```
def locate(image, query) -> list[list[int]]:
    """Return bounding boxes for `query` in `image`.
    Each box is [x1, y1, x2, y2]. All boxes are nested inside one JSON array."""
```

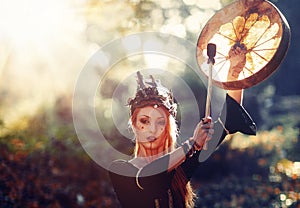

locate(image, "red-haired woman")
[[109, 72, 256, 208]]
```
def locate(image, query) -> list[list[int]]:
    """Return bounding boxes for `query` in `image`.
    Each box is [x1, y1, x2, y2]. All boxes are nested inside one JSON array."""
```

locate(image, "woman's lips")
[[146, 136, 157, 142]]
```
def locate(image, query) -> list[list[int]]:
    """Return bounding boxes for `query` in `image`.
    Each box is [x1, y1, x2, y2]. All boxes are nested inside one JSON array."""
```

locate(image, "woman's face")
[[133, 106, 167, 148]]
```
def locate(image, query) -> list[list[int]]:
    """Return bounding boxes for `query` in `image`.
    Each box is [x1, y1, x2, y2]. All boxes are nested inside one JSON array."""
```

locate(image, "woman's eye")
[[158, 120, 166, 126], [139, 118, 149, 124]]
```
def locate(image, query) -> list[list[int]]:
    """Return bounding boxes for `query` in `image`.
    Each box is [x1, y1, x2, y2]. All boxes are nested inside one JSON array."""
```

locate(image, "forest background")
[[0, 0, 299, 207]]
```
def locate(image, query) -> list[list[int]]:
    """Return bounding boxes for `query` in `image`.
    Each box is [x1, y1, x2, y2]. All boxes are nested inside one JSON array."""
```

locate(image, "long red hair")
[[130, 106, 195, 207]]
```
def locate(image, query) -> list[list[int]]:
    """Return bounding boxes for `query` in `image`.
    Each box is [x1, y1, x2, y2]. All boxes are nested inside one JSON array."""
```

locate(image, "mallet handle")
[[205, 43, 216, 118]]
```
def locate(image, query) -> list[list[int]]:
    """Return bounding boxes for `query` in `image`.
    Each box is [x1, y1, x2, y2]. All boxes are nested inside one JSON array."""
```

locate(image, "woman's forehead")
[[137, 106, 167, 118]]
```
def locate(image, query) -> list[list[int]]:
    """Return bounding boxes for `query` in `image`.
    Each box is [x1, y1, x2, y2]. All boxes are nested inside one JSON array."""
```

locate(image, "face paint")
[[133, 106, 167, 145]]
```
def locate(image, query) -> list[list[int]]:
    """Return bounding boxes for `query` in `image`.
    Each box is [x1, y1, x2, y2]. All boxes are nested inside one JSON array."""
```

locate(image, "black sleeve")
[[180, 93, 257, 179], [180, 150, 202, 180], [216, 94, 256, 145]]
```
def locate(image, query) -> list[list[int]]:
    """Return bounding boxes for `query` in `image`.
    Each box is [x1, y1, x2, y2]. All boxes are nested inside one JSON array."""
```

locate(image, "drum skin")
[[196, 0, 291, 90]]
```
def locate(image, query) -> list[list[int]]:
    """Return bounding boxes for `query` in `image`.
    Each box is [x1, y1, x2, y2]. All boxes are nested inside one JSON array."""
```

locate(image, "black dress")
[[108, 95, 256, 208]]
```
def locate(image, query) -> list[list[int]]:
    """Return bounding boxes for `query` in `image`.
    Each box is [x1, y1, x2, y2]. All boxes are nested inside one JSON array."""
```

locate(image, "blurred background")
[[0, 0, 299, 207]]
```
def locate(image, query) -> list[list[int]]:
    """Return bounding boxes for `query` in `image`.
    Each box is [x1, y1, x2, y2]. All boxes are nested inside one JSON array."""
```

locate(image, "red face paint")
[[133, 106, 167, 147]]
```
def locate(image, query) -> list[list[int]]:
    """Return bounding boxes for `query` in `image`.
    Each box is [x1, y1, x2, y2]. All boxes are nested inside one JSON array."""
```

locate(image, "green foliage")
[[0, 94, 84, 157]]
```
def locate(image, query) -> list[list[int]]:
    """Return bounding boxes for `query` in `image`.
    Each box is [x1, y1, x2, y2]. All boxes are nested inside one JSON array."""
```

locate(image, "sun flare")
[[0, 0, 91, 125]]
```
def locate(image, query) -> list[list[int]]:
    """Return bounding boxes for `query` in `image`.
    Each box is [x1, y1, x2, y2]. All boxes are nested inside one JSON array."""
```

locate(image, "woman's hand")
[[192, 117, 214, 150], [227, 45, 247, 82]]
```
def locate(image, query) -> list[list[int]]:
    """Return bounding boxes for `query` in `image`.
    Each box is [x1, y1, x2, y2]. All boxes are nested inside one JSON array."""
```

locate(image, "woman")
[[108, 71, 256, 208]]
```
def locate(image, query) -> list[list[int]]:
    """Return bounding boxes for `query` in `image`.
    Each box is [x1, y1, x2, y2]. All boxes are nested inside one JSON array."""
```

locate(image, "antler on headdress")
[[136, 71, 146, 90]]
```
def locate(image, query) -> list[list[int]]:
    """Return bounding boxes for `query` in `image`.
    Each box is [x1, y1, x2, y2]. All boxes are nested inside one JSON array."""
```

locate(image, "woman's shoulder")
[[110, 159, 128, 166], [109, 159, 131, 170], [109, 159, 138, 177]]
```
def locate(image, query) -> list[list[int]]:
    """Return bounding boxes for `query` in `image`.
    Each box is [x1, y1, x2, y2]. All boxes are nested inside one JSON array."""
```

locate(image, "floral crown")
[[128, 71, 177, 118]]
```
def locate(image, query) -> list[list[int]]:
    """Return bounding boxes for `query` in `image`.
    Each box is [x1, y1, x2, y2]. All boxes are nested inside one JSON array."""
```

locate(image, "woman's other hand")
[[192, 117, 214, 150]]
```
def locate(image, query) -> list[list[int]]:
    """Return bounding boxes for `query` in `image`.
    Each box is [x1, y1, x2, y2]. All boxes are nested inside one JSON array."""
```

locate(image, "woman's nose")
[[149, 123, 157, 133]]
